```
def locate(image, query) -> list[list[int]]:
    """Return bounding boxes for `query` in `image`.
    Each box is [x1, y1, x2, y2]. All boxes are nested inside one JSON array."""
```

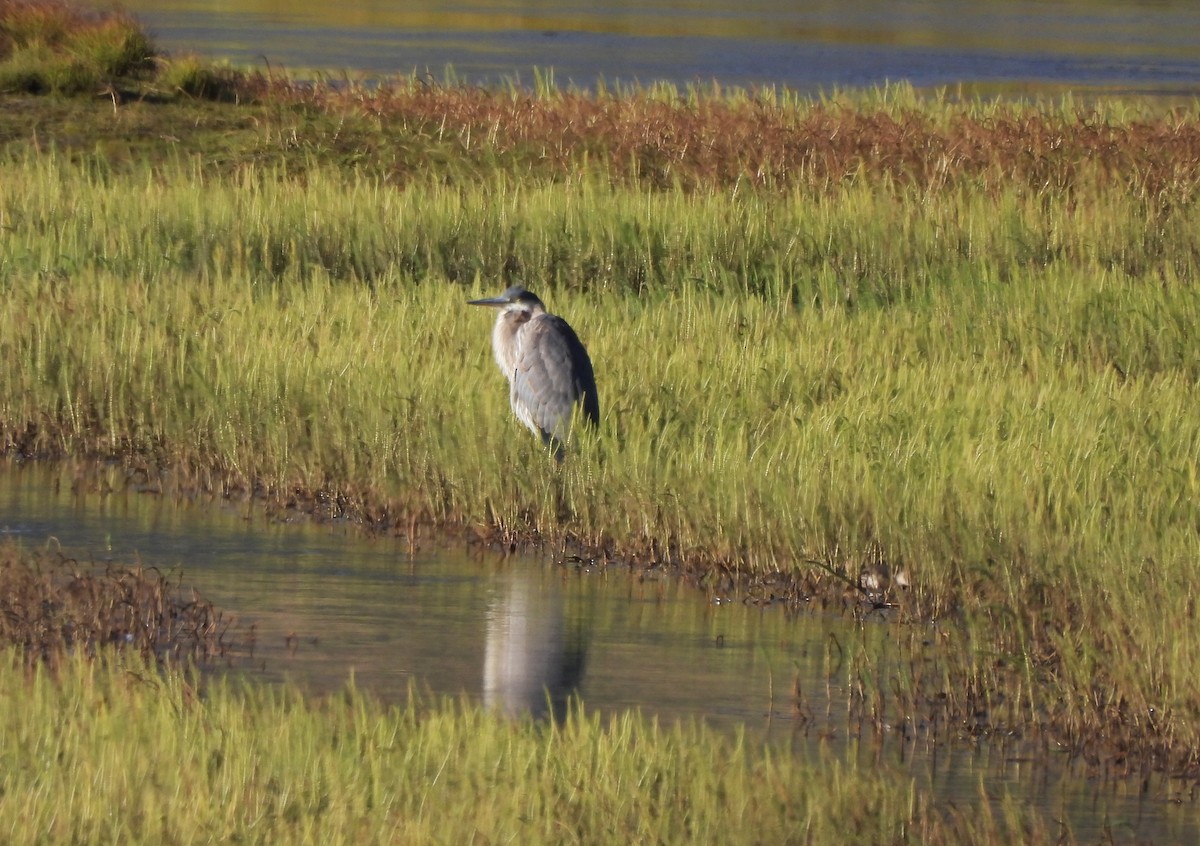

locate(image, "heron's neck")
[[492, 308, 534, 376]]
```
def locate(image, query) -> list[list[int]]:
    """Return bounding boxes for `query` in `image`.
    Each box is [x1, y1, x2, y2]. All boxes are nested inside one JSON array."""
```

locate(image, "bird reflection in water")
[[483, 566, 589, 722]]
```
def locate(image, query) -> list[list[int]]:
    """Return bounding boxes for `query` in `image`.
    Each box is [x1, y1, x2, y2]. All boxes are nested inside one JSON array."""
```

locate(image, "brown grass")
[[3, 0, 1199, 198], [0, 540, 245, 668], [275, 78, 1200, 198]]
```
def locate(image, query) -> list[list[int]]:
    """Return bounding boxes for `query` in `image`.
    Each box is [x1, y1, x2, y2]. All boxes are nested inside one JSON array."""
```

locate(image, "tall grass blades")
[[0, 145, 1198, 770], [0, 0, 152, 94], [2, 0, 1200, 779], [0, 651, 1063, 844]]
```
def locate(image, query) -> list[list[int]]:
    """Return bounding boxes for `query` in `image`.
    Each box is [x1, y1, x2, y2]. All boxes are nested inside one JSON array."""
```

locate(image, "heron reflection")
[[483, 566, 589, 722]]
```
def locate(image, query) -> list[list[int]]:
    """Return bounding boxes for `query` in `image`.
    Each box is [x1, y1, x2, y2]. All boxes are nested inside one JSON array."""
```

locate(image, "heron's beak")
[[467, 295, 509, 307]]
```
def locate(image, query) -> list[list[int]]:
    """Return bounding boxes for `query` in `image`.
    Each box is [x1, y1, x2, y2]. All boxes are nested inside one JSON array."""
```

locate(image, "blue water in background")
[[122, 0, 1200, 97]]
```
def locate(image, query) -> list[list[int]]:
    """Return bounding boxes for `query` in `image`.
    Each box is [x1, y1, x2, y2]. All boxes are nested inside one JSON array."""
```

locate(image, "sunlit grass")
[[2, 0, 1200, 783], [0, 149, 1197, 770], [0, 650, 1060, 844], [0, 0, 152, 94]]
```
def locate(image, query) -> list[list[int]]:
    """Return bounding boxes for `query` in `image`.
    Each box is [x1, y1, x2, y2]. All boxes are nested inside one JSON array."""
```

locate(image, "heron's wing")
[[510, 314, 599, 442]]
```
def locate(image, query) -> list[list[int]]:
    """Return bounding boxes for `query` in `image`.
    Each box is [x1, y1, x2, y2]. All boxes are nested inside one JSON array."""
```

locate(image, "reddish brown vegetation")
[[4, 0, 1199, 198], [274, 78, 1200, 198]]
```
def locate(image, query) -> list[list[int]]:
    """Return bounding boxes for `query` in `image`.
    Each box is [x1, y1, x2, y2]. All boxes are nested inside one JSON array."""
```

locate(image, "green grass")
[[0, 650, 1061, 844], [0, 0, 152, 94], [0, 148, 1197, 773], [2, 0, 1200, 786]]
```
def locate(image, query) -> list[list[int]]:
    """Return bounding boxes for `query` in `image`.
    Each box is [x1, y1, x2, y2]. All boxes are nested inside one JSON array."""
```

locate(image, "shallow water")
[[0, 464, 833, 733], [0, 463, 1196, 841], [121, 0, 1200, 97]]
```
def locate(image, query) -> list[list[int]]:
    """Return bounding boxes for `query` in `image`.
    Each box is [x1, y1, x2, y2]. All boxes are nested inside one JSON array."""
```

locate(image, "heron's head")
[[467, 286, 545, 315]]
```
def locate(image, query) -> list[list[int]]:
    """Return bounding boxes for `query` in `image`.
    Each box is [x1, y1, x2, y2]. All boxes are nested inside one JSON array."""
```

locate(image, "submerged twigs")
[[0, 540, 247, 668]]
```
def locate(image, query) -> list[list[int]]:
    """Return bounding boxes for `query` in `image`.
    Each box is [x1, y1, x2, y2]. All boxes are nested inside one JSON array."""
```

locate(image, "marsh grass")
[[2, 0, 1200, 783], [0, 649, 1064, 844], [0, 150, 1198, 774], [0, 0, 152, 94]]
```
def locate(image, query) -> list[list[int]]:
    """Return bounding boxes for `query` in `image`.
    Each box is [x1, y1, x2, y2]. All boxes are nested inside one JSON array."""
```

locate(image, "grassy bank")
[[2, 0, 1200, 782], [0, 649, 1061, 844]]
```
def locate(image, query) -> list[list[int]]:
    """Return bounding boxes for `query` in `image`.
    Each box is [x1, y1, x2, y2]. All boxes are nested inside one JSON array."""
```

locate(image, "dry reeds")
[[283, 77, 1200, 197], [0, 541, 243, 667]]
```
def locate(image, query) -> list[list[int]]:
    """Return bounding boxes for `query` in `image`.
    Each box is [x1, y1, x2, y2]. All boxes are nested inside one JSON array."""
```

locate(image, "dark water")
[[120, 0, 1200, 97], [0, 463, 1197, 841]]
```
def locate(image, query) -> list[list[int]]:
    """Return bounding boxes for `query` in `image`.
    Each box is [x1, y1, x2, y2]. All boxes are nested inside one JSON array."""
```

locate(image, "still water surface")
[[121, 0, 1200, 97], [0, 464, 831, 730], [0, 463, 1197, 841]]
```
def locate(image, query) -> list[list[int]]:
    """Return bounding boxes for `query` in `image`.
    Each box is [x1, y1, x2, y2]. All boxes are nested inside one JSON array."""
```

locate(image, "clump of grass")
[[0, 540, 246, 667], [0, 650, 1064, 844], [154, 52, 254, 102], [0, 0, 152, 94]]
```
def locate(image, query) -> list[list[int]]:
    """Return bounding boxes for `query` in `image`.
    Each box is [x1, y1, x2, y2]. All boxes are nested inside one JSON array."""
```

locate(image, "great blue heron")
[[468, 286, 599, 453]]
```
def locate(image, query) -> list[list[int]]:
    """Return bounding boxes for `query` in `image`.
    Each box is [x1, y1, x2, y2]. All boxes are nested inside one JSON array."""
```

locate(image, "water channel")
[[120, 0, 1200, 98], [0, 462, 1196, 842]]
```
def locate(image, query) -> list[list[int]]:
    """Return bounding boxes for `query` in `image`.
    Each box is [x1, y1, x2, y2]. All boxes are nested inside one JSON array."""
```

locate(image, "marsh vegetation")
[[2, 0, 1200, 841], [0, 539, 246, 666], [0, 647, 1076, 844]]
